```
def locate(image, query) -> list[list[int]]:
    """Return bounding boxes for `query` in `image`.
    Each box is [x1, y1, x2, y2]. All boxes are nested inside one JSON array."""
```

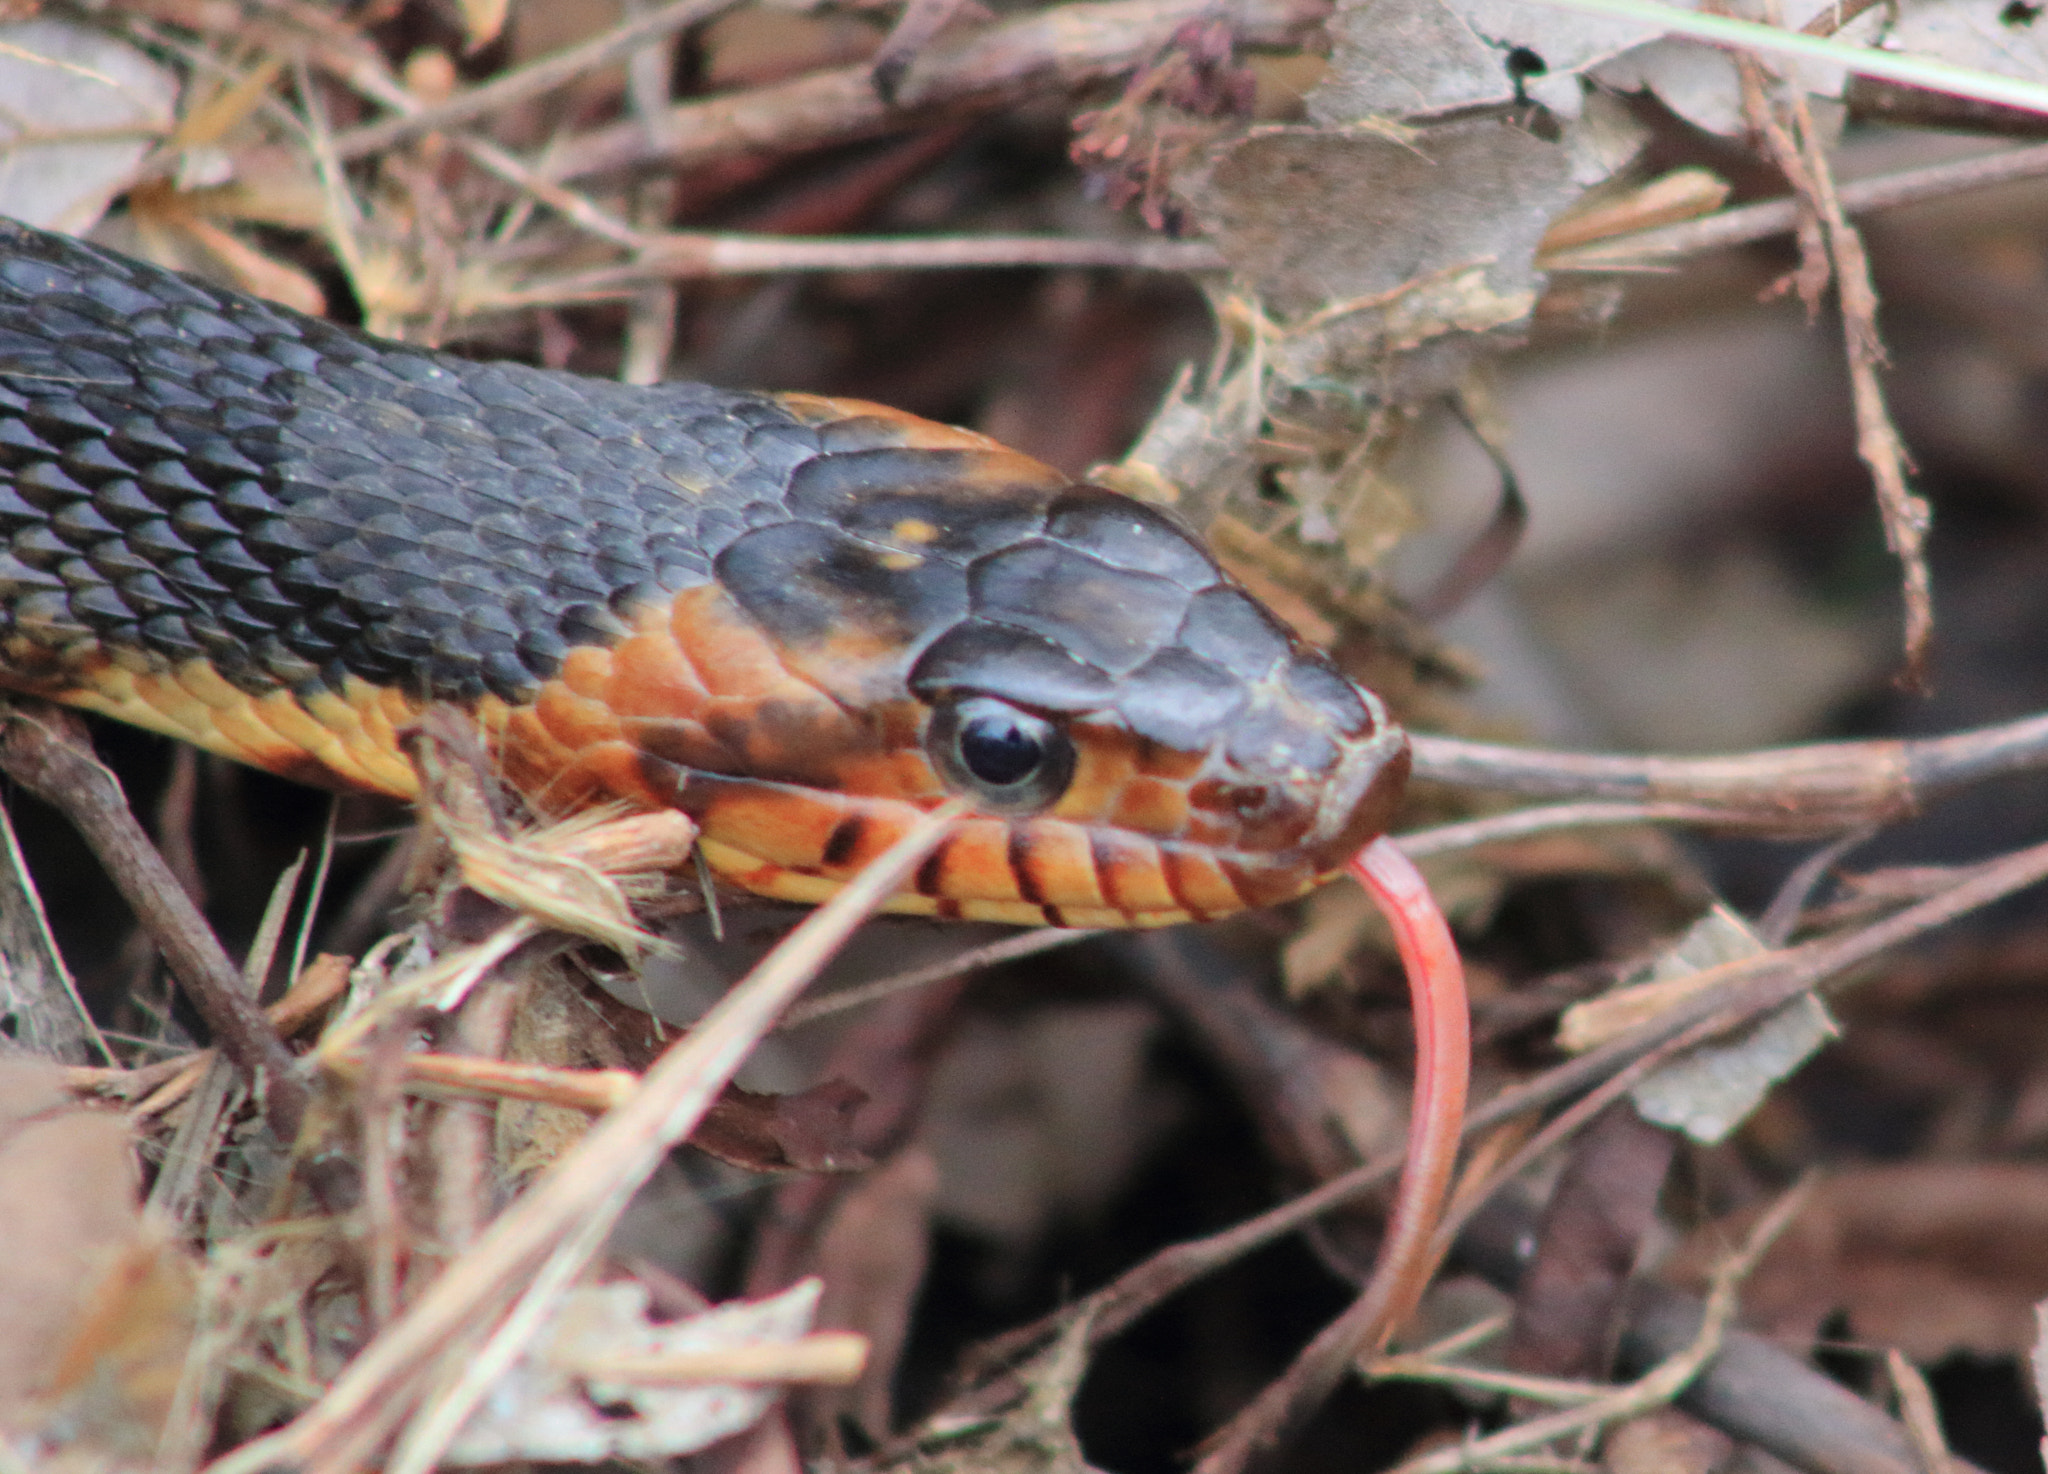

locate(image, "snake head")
[[896, 489, 1413, 923], [644, 453, 1413, 928]]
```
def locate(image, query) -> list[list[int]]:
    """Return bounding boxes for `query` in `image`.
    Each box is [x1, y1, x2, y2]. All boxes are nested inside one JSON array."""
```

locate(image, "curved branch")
[[1408, 710, 2048, 833]]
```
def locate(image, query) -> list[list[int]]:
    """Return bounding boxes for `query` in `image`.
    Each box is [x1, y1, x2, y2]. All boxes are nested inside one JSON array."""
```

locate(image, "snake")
[[0, 216, 1411, 929]]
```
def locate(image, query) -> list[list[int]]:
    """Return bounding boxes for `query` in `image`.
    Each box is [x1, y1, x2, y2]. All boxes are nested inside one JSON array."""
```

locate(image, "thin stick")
[[1542, 140, 2048, 270], [0, 702, 310, 1146], [1396, 801, 1739, 856], [782, 928, 1094, 1028], [1407, 707, 2048, 830], [472, 233, 1225, 308], [540, 0, 1328, 182], [205, 800, 965, 1474], [331, 0, 743, 160], [1191, 837, 1469, 1474]]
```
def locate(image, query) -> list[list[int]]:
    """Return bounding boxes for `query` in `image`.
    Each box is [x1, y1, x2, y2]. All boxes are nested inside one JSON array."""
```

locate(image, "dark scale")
[[0, 217, 1370, 784], [0, 220, 839, 706]]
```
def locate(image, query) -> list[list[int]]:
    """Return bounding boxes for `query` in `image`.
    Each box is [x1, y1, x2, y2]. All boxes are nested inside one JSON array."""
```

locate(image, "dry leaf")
[[1883, 0, 2048, 89], [693, 1081, 874, 1174], [0, 1059, 143, 1411], [1675, 1162, 2048, 1360], [1560, 904, 1837, 1145], [445, 1278, 831, 1464], [0, 18, 176, 233]]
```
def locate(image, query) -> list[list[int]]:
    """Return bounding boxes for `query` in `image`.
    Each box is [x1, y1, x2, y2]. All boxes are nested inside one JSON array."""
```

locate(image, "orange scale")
[[251, 689, 391, 792], [558, 645, 617, 701], [828, 747, 944, 802], [1058, 734, 1140, 825], [534, 682, 630, 754], [815, 801, 923, 876], [921, 818, 1024, 904], [1136, 740, 1207, 782], [1110, 775, 1192, 840], [872, 700, 929, 751], [668, 586, 811, 702], [1183, 810, 1236, 849], [702, 694, 865, 774], [1012, 819, 1107, 909], [607, 625, 712, 721], [199, 694, 326, 778], [618, 714, 734, 774], [1220, 856, 1319, 910], [1161, 847, 1244, 918], [1088, 830, 1178, 916], [559, 739, 670, 810], [375, 682, 416, 729], [695, 783, 852, 871], [496, 707, 577, 794]]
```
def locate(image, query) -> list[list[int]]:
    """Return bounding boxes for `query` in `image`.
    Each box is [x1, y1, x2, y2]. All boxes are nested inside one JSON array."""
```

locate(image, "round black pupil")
[[958, 712, 1045, 787]]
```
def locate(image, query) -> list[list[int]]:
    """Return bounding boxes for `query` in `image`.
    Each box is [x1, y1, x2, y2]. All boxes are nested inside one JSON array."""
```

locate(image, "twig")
[[204, 801, 965, 1474], [782, 927, 1093, 1028], [1383, 1183, 1812, 1473], [1406, 707, 2048, 831], [303, 36, 649, 252], [330, 0, 743, 161], [1540, 140, 2048, 270], [1885, 1349, 1956, 1474], [1189, 838, 1470, 1474], [958, 830, 2048, 1399], [1742, 50, 1932, 682], [1370, 1316, 1609, 1406], [1618, 1278, 1993, 1474], [1396, 801, 1741, 857], [0, 702, 310, 1146], [540, 0, 1330, 182], [472, 233, 1225, 309]]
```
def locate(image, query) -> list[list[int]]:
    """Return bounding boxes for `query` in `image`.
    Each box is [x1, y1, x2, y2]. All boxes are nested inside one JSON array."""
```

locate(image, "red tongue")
[[1346, 835, 1471, 1350]]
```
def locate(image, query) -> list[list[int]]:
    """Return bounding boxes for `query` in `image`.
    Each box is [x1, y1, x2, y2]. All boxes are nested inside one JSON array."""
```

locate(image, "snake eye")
[[927, 696, 1076, 814]]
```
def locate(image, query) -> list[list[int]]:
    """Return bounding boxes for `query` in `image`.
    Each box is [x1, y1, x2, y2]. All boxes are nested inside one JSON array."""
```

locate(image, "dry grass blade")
[[540, 0, 1327, 180], [204, 799, 965, 1474], [1384, 1181, 1812, 1473]]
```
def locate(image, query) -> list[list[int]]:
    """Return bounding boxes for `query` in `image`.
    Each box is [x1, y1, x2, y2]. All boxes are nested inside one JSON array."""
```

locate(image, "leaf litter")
[[9, 0, 2048, 1469]]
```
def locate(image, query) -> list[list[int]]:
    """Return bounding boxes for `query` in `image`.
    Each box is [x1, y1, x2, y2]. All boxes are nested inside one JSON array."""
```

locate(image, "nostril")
[[1190, 778, 1272, 817]]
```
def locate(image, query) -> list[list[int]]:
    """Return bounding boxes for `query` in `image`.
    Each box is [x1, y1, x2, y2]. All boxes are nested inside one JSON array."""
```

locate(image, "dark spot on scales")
[[915, 847, 948, 897], [717, 518, 968, 650], [823, 814, 866, 868], [785, 446, 1059, 560], [1008, 826, 1045, 904]]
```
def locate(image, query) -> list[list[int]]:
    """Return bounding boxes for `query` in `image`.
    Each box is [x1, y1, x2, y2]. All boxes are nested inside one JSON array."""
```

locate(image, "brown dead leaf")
[[1673, 1162, 2048, 1360], [444, 1278, 831, 1464], [1181, 117, 1565, 321], [1311, 0, 1657, 120], [1603, 1408, 1734, 1474], [1176, 114, 1608, 404], [0, 1059, 143, 1410], [1506, 1105, 1676, 1381], [0, 1059, 200, 1466], [694, 1081, 874, 1174], [800, 1146, 941, 1444]]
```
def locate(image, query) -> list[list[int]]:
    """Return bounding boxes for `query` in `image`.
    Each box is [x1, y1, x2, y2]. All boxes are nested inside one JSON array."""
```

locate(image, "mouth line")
[[1304, 693, 1412, 865]]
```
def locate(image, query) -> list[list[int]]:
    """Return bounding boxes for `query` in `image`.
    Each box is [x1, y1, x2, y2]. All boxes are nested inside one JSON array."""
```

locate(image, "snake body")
[[0, 218, 1408, 926]]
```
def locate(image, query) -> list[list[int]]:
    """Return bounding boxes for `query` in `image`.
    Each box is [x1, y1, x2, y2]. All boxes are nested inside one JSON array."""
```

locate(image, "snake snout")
[[1303, 701, 1412, 873]]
